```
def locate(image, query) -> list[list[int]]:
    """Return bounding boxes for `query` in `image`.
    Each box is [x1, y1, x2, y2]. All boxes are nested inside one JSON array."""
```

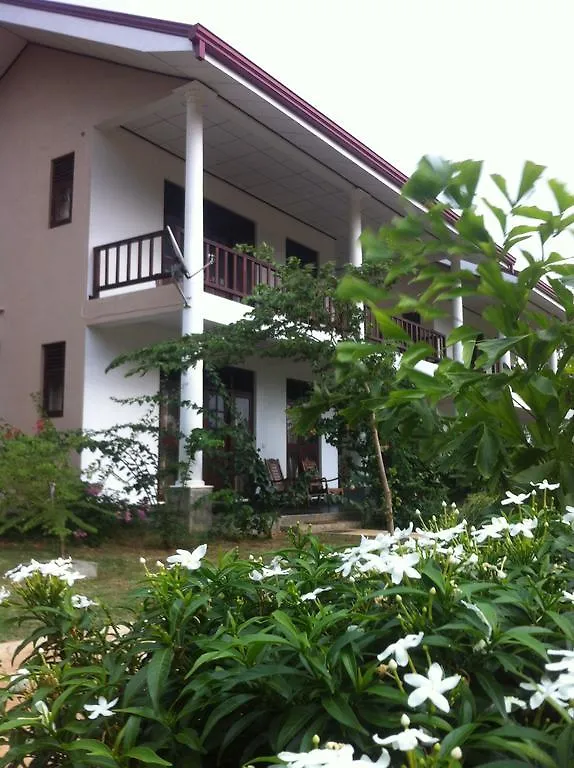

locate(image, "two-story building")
[[0, 1, 562, 502]]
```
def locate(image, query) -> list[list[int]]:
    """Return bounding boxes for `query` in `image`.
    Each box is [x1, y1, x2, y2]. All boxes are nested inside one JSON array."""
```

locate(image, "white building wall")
[[82, 322, 176, 498], [88, 130, 337, 290]]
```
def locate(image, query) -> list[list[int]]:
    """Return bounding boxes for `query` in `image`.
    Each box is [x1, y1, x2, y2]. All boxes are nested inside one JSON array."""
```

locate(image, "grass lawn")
[[0, 531, 358, 642]]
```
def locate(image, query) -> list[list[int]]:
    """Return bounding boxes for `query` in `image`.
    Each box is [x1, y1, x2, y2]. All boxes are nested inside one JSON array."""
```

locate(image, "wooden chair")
[[300, 457, 344, 504], [265, 458, 292, 493]]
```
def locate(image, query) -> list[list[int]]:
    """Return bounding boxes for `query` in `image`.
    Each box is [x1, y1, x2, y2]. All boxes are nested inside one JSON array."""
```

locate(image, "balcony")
[[91, 229, 279, 301], [365, 309, 446, 362], [90, 230, 446, 360]]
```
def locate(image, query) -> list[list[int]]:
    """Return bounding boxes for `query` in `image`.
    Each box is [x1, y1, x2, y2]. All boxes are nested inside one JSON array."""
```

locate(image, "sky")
[[64, 0, 574, 226]]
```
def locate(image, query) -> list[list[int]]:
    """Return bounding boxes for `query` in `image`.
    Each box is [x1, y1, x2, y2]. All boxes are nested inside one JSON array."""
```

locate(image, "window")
[[285, 239, 318, 273], [50, 153, 74, 227], [42, 342, 66, 417]]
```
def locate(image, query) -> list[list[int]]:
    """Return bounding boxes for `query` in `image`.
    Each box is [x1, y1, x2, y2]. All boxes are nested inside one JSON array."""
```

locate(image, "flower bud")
[[400, 713, 410, 728], [388, 659, 398, 671], [139, 557, 146, 564], [450, 746, 463, 759], [429, 587, 436, 595], [312, 734, 320, 747], [396, 595, 402, 603]]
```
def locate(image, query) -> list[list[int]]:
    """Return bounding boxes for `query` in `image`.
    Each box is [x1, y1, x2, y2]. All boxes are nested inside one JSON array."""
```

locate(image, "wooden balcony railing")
[[365, 309, 446, 361], [91, 229, 279, 300], [90, 230, 443, 361], [204, 239, 279, 300]]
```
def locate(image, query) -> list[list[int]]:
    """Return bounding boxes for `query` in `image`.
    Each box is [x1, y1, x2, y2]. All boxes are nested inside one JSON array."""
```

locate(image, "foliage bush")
[[0, 418, 101, 554], [2, 485, 574, 766]]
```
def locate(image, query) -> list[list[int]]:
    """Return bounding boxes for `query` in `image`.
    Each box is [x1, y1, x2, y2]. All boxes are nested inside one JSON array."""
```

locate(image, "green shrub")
[[1, 485, 574, 766], [0, 419, 97, 555]]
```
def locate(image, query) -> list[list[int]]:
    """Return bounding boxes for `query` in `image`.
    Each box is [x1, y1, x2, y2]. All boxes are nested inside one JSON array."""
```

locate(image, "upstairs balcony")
[[91, 228, 279, 302], [90, 229, 446, 360]]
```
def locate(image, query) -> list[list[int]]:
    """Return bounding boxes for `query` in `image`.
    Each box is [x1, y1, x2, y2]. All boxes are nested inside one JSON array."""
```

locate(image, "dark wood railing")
[[91, 229, 279, 300], [365, 309, 446, 361], [91, 230, 167, 297], [90, 231, 444, 361], [204, 239, 279, 301]]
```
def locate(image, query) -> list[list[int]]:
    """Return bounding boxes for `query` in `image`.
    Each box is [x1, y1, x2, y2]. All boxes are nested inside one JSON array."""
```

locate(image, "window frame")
[[49, 153, 75, 228], [42, 342, 66, 418]]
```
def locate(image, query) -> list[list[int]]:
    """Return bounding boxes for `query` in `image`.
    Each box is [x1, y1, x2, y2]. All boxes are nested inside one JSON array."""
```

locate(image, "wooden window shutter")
[[50, 153, 75, 228], [42, 342, 66, 417]]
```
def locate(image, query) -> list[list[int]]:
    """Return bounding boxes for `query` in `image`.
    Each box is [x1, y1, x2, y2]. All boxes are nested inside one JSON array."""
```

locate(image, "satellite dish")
[[165, 226, 191, 279]]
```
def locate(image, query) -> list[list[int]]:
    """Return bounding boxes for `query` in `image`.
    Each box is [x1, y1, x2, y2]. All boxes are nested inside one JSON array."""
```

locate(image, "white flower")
[[300, 587, 331, 602], [250, 559, 291, 581], [472, 516, 509, 543], [504, 695, 527, 713], [0, 585, 10, 603], [377, 633, 424, 667], [562, 591, 574, 603], [83, 695, 119, 719], [278, 743, 390, 768], [166, 544, 207, 570], [71, 594, 98, 609], [530, 479, 560, 491], [404, 662, 461, 713], [546, 649, 574, 673], [35, 700, 55, 732], [519, 677, 570, 709], [361, 552, 421, 585], [501, 491, 532, 506], [508, 518, 538, 538], [562, 507, 574, 527], [374, 727, 438, 751], [461, 600, 492, 640], [9, 668, 30, 693]]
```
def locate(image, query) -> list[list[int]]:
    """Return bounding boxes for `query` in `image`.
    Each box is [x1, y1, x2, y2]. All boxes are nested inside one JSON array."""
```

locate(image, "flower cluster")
[[5, 557, 86, 586], [519, 648, 574, 713]]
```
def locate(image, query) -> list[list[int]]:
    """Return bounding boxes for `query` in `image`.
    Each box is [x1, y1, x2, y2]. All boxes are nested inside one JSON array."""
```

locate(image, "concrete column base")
[[167, 485, 214, 533]]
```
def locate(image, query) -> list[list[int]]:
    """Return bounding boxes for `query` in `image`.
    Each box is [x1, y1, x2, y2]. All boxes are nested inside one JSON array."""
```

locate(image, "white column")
[[550, 349, 558, 373], [350, 189, 366, 339], [179, 83, 206, 486], [499, 333, 511, 369], [350, 188, 363, 268], [451, 256, 464, 362]]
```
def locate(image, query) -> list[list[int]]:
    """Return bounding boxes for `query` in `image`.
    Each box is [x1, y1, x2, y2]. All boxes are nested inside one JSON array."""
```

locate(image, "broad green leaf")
[[202, 693, 257, 740], [476, 425, 499, 479], [516, 161, 546, 202], [321, 695, 367, 733], [513, 205, 553, 222], [123, 747, 172, 766], [147, 647, 173, 712], [548, 178, 574, 213], [438, 723, 478, 757]]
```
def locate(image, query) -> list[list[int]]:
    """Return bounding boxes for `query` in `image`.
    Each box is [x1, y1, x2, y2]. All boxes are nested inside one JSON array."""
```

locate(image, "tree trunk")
[[369, 411, 394, 534]]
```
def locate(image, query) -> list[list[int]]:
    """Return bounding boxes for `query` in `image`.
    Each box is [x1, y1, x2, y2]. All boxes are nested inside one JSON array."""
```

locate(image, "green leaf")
[[476, 426, 499, 479], [202, 693, 257, 740], [513, 205, 553, 221], [321, 695, 367, 733], [275, 704, 319, 750], [516, 161, 546, 202], [438, 723, 477, 757], [368, 307, 410, 342], [548, 178, 574, 213], [147, 647, 173, 712], [123, 747, 172, 766], [498, 626, 550, 660], [474, 670, 507, 717], [491, 173, 511, 202]]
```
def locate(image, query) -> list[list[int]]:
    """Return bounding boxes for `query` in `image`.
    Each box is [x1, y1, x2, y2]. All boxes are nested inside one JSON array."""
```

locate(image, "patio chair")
[[265, 458, 293, 494], [300, 457, 344, 505]]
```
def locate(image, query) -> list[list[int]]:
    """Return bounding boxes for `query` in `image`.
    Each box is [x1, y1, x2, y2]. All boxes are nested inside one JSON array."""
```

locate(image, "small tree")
[[0, 417, 95, 555], [337, 157, 574, 501], [109, 257, 416, 530]]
